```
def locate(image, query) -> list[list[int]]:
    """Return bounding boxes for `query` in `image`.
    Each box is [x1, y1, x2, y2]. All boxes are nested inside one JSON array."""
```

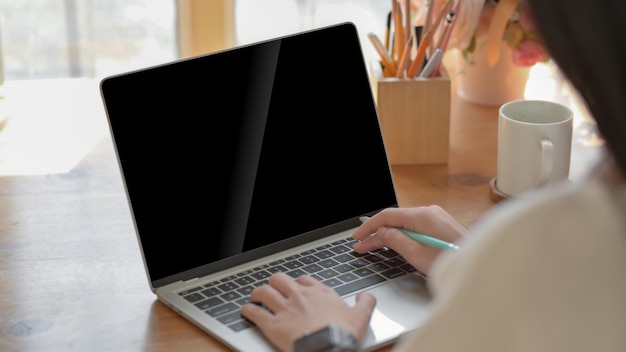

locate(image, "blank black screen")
[[100, 22, 397, 284]]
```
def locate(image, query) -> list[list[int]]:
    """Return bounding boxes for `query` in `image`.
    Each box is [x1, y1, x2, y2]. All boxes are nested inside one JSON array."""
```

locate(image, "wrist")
[[293, 323, 360, 352]]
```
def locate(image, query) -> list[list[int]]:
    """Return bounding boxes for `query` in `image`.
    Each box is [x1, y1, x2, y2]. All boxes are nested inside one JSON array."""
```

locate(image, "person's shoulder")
[[431, 179, 626, 286], [471, 179, 624, 249]]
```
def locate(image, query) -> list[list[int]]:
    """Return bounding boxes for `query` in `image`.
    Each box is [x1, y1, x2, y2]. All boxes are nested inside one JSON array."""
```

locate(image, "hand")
[[240, 272, 376, 352], [352, 206, 468, 274]]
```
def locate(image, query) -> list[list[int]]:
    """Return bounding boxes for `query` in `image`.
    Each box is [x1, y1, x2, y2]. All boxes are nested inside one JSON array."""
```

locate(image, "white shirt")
[[394, 177, 626, 351]]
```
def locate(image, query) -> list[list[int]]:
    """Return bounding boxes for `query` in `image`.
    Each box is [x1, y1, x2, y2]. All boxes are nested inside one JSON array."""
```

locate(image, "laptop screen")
[[100, 22, 397, 285]]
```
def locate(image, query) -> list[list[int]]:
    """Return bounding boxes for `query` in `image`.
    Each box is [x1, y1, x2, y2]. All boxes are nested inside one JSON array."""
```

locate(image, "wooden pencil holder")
[[370, 65, 451, 165]]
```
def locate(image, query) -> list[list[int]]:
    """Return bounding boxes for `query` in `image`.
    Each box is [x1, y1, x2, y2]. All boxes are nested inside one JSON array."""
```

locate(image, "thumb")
[[350, 292, 377, 340]]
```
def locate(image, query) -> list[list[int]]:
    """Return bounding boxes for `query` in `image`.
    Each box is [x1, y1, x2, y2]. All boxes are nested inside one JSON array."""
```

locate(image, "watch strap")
[[293, 323, 360, 352]]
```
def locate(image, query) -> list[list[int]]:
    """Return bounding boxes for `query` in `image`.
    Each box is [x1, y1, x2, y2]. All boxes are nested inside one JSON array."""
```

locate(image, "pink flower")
[[511, 40, 547, 66]]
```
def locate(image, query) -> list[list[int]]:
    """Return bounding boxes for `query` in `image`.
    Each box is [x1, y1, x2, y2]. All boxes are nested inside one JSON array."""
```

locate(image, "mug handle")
[[536, 139, 554, 187]]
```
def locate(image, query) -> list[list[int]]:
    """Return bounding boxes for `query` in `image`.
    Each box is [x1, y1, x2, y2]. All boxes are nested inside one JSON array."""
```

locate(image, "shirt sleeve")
[[391, 181, 626, 351]]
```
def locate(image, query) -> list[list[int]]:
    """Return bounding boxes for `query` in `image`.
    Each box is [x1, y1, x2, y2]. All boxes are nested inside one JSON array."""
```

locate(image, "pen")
[[434, 9, 456, 53], [429, 0, 454, 55], [419, 48, 443, 78], [359, 216, 460, 251], [432, 8, 457, 77]]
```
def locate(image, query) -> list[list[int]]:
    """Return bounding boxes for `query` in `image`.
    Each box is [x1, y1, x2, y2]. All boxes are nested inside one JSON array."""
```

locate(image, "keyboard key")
[[182, 293, 204, 303], [381, 268, 406, 279], [321, 277, 343, 288], [207, 302, 239, 317], [363, 254, 384, 263], [284, 260, 304, 269], [228, 320, 253, 332], [234, 276, 256, 286], [217, 282, 239, 292], [178, 286, 202, 296], [317, 268, 339, 279], [250, 271, 271, 280], [334, 254, 354, 263], [376, 248, 399, 258], [353, 268, 374, 277], [384, 258, 406, 267], [368, 262, 390, 272], [286, 268, 307, 278], [302, 263, 324, 273], [314, 250, 335, 259], [334, 274, 386, 296], [299, 255, 320, 264], [337, 272, 359, 283], [253, 279, 269, 287], [334, 263, 353, 273], [237, 286, 254, 296], [195, 297, 225, 310], [220, 291, 242, 301], [318, 258, 339, 268], [217, 311, 243, 325], [348, 259, 369, 268], [201, 287, 221, 297], [329, 245, 351, 254], [235, 296, 250, 306], [267, 265, 287, 273]]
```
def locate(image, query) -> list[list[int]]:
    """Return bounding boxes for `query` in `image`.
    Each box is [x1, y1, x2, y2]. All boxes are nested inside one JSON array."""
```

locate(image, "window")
[[0, 0, 177, 81], [235, 0, 391, 65]]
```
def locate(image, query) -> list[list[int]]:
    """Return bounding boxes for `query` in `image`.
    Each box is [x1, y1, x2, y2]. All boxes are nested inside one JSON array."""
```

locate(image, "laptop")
[[100, 22, 432, 351]]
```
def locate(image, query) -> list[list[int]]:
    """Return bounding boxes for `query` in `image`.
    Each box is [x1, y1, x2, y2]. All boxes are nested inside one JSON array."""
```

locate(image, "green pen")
[[359, 216, 460, 251]]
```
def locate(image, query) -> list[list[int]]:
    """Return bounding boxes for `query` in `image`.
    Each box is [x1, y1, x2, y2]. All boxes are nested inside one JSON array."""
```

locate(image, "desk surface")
[[0, 63, 602, 351]]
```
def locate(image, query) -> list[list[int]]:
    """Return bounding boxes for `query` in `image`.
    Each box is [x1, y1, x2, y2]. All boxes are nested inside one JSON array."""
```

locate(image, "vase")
[[454, 40, 531, 106]]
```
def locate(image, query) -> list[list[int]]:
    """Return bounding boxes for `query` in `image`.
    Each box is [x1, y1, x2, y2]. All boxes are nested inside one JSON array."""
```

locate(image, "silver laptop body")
[[100, 22, 432, 352]]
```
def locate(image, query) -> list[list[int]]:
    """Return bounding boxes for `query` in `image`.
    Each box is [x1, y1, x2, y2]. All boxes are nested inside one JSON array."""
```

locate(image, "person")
[[240, 0, 626, 350]]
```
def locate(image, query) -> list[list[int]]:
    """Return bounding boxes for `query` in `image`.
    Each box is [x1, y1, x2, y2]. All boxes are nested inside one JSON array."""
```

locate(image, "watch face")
[[294, 325, 334, 351], [293, 324, 359, 352]]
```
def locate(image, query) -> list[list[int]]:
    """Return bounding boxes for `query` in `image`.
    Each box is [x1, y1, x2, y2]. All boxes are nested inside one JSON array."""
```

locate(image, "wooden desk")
[[0, 67, 601, 351]]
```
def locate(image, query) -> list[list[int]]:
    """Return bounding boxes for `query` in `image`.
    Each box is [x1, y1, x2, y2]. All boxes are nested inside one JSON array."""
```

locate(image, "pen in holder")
[[370, 62, 451, 165]]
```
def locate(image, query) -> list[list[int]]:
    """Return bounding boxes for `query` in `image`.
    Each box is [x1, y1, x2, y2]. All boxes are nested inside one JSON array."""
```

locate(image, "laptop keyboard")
[[177, 235, 417, 332]]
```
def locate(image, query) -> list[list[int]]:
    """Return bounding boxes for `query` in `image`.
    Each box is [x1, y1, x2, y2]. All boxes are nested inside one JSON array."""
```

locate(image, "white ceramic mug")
[[496, 99, 573, 197]]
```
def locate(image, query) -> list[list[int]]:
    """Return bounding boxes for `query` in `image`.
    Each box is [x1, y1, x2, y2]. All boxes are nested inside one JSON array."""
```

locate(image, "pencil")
[[396, 33, 414, 78], [422, 0, 434, 44], [392, 0, 405, 62], [407, 29, 432, 78], [367, 32, 397, 77], [359, 216, 460, 251]]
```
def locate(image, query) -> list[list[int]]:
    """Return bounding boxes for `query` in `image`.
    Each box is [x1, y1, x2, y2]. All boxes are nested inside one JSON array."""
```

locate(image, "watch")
[[293, 323, 360, 352]]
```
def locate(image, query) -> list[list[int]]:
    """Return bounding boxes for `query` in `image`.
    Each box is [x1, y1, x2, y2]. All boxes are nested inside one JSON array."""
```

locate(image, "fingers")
[[248, 272, 296, 313], [354, 292, 376, 317], [240, 300, 272, 325], [353, 225, 416, 253]]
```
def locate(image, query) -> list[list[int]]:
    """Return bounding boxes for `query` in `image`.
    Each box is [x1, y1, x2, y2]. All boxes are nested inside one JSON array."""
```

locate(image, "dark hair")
[[526, 0, 626, 174]]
